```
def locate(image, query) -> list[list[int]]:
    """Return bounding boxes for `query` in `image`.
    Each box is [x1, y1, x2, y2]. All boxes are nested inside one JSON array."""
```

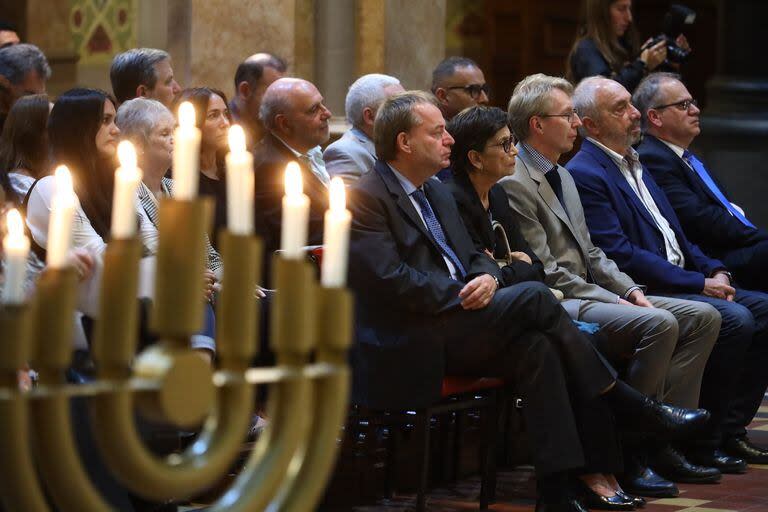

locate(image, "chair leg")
[[416, 411, 432, 512], [479, 394, 499, 509], [452, 410, 464, 482], [385, 420, 400, 499]]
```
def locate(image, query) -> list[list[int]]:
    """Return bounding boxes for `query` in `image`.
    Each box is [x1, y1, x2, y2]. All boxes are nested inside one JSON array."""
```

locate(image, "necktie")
[[300, 152, 331, 188], [683, 150, 755, 228], [545, 166, 569, 218], [410, 188, 467, 279]]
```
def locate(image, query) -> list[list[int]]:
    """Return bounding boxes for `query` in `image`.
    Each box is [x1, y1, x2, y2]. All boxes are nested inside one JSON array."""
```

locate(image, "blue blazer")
[[637, 135, 768, 259], [566, 139, 724, 295]]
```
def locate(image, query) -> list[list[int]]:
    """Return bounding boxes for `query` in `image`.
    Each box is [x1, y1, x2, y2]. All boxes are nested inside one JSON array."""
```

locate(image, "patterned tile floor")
[[343, 403, 768, 512]]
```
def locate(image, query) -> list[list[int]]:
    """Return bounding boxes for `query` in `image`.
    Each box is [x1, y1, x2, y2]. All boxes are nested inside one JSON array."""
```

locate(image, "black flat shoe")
[[616, 490, 645, 508], [581, 486, 635, 511], [687, 449, 748, 474], [535, 498, 589, 512], [621, 466, 679, 498], [651, 445, 722, 483], [724, 435, 768, 464]]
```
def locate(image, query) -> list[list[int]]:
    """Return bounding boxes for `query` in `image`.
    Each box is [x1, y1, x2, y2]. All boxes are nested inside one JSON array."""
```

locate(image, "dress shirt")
[[388, 164, 459, 280], [274, 135, 331, 187], [588, 138, 686, 268]]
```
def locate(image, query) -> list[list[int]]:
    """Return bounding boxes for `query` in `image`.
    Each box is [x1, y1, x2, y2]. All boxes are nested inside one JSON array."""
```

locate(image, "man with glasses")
[[431, 56, 490, 121], [503, 74, 721, 498], [635, 73, 768, 295], [568, 75, 768, 473]]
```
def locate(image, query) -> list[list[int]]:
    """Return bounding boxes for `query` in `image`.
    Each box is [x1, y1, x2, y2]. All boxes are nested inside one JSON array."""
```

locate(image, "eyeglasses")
[[487, 135, 517, 153], [446, 83, 491, 100], [538, 109, 579, 123], [651, 98, 698, 111]]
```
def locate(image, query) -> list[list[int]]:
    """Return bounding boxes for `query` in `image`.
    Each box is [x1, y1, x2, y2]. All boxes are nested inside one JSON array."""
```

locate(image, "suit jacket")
[[500, 144, 636, 304], [348, 160, 501, 409], [637, 135, 768, 260], [323, 127, 377, 185], [444, 171, 545, 286], [252, 132, 329, 282], [567, 139, 724, 294]]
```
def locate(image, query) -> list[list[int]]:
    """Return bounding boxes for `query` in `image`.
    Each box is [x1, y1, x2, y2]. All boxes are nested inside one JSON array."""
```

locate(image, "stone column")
[[693, 0, 768, 227]]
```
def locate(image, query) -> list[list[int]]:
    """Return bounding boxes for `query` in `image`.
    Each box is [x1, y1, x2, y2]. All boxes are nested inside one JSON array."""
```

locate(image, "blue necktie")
[[411, 188, 467, 279], [683, 150, 755, 229]]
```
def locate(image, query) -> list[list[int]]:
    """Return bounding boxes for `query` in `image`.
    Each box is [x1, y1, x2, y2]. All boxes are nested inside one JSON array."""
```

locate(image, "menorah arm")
[[0, 394, 51, 511], [89, 376, 252, 501]]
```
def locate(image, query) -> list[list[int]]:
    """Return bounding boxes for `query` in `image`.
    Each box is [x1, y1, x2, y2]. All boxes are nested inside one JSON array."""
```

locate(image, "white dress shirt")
[[274, 135, 331, 188], [588, 138, 686, 268]]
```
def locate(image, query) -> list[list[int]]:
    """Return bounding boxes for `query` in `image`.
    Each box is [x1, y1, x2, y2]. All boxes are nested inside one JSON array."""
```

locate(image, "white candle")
[[225, 125, 254, 235], [172, 101, 201, 200], [280, 162, 309, 259], [2, 209, 30, 304], [46, 165, 76, 269], [111, 141, 143, 239], [321, 177, 352, 287]]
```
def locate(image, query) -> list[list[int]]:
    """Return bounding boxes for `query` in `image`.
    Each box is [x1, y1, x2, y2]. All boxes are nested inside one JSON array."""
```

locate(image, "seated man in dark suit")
[[349, 90, 708, 512], [567, 76, 768, 472], [253, 77, 332, 282], [633, 73, 768, 293]]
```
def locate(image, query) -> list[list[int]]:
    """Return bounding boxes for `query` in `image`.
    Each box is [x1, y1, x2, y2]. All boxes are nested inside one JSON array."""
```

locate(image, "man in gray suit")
[[502, 73, 721, 498], [323, 73, 403, 185]]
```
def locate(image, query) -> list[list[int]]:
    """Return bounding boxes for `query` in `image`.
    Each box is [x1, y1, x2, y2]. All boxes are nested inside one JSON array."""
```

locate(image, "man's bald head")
[[260, 77, 332, 152]]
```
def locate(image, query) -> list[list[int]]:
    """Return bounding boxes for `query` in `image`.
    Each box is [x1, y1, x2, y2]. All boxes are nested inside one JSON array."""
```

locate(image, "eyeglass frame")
[[650, 98, 698, 111], [485, 135, 517, 154], [445, 83, 491, 100], [537, 108, 580, 123]]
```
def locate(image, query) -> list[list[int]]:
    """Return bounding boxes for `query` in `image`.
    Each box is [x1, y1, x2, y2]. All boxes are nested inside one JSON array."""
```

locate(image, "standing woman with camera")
[[566, 0, 674, 93]]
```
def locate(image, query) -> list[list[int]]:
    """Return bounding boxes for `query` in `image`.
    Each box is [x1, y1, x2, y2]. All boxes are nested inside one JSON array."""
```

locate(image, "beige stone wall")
[[187, 0, 297, 98]]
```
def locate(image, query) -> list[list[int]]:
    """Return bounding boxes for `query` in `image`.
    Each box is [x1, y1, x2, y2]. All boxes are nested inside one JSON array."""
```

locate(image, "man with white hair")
[[323, 73, 404, 184], [253, 77, 332, 280], [0, 43, 49, 131]]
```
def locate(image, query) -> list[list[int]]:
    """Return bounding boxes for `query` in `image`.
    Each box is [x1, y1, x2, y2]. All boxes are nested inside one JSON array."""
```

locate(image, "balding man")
[[110, 48, 181, 108], [230, 52, 287, 148], [323, 73, 404, 185], [253, 77, 332, 280], [431, 56, 490, 121], [568, 75, 768, 470]]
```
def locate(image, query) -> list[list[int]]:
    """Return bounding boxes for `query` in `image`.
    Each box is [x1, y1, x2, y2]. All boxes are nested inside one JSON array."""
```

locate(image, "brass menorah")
[[0, 196, 352, 511]]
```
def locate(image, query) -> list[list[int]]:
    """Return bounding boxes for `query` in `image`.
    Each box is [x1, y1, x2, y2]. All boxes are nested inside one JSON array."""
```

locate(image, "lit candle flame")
[[117, 140, 138, 172], [6, 208, 23, 238], [329, 177, 346, 212], [54, 165, 75, 207], [285, 162, 303, 197], [178, 101, 196, 129], [228, 125, 246, 154]]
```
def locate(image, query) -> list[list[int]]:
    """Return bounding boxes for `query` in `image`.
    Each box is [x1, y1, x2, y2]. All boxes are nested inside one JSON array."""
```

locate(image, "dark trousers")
[[665, 288, 768, 444], [442, 281, 620, 476], [721, 240, 768, 293]]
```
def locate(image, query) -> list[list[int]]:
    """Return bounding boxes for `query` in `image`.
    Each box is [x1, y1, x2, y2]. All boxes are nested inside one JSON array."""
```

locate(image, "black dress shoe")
[[581, 486, 635, 511], [651, 445, 721, 483], [687, 449, 748, 474], [724, 435, 768, 464], [535, 498, 589, 512], [621, 466, 679, 498], [628, 397, 709, 437], [616, 491, 645, 508]]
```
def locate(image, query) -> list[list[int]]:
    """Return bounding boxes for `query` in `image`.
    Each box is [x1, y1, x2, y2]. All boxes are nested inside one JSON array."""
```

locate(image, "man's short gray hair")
[[116, 97, 175, 148], [632, 72, 681, 131], [0, 43, 51, 84], [110, 48, 170, 104], [374, 90, 439, 162], [259, 84, 293, 132], [507, 73, 573, 141], [345, 73, 401, 128], [571, 76, 608, 137]]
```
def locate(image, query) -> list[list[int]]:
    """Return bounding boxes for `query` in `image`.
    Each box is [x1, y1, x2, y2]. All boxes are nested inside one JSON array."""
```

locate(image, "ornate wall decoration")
[[70, 0, 137, 64]]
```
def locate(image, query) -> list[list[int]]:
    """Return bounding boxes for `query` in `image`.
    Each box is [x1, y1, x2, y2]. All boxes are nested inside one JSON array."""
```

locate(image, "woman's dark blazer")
[[445, 171, 545, 287], [569, 38, 646, 93]]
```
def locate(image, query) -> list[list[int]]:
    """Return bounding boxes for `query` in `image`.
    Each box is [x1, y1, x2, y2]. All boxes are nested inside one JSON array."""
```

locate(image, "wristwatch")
[[715, 270, 733, 284]]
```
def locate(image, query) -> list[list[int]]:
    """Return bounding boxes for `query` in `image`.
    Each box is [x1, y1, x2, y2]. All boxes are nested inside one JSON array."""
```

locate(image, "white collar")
[[657, 138, 687, 159]]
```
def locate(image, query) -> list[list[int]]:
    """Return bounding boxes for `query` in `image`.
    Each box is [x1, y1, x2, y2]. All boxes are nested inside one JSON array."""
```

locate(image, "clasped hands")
[[459, 273, 498, 310]]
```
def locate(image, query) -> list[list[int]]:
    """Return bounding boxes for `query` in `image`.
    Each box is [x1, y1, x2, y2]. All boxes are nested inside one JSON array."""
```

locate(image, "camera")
[[646, 3, 696, 64]]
